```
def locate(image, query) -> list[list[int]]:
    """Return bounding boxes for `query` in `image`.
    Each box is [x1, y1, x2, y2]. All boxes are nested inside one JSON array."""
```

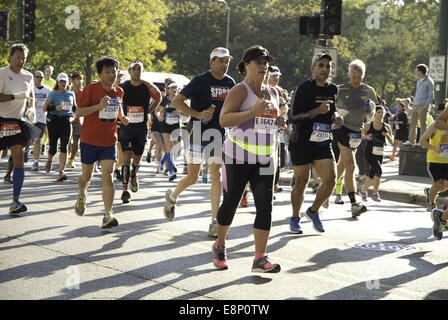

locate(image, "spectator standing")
[[409, 64, 434, 144]]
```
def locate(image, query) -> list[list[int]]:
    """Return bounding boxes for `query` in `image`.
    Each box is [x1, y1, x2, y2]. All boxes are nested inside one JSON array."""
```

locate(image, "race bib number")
[[35, 92, 47, 103], [254, 107, 278, 134], [99, 97, 119, 121], [372, 146, 384, 156], [61, 101, 73, 111], [348, 132, 362, 149], [309, 122, 330, 143], [127, 106, 144, 123], [0, 123, 21, 138], [165, 112, 179, 125], [440, 144, 448, 158]]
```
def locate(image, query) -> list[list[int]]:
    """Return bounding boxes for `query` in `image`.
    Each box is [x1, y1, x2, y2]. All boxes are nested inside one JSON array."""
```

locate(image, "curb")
[[378, 189, 448, 207], [278, 176, 448, 208]]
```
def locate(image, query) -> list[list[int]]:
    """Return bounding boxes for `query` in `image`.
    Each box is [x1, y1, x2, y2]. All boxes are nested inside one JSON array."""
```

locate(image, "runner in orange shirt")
[[74, 56, 129, 228]]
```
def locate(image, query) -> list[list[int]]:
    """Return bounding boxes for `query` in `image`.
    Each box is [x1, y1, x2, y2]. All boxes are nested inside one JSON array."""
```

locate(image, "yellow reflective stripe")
[[228, 134, 272, 156]]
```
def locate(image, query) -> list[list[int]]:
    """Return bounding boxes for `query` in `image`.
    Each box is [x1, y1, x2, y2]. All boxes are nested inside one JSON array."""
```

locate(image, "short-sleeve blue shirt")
[[47, 90, 76, 117]]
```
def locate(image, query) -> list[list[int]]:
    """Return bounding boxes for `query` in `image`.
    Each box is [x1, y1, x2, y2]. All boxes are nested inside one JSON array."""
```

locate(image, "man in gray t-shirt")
[[336, 82, 377, 132], [333, 59, 378, 218]]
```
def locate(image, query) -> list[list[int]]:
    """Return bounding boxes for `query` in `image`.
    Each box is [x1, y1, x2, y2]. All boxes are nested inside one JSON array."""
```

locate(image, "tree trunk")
[[85, 54, 94, 85]]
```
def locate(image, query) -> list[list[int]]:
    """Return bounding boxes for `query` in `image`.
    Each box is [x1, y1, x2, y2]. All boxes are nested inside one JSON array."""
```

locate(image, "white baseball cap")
[[269, 66, 282, 76], [210, 47, 232, 60], [129, 59, 144, 70], [56, 73, 69, 82], [167, 81, 178, 89]]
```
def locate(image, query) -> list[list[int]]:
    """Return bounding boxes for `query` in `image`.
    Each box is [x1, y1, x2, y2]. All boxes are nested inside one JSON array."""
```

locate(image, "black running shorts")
[[428, 162, 448, 182], [288, 140, 335, 166], [118, 125, 148, 155]]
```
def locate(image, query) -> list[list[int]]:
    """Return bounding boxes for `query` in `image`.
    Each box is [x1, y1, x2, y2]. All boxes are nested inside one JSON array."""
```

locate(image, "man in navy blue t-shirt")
[[163, 47, 235, 238]]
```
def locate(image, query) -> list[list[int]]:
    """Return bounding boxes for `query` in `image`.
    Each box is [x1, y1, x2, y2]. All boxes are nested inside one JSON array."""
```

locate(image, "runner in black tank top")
[[360, 106, 393, 202]]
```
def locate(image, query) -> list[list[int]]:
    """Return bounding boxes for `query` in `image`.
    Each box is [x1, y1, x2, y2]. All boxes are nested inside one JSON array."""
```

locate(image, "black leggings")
[[218, 161, 275, 231], [365, 150, 383, 179], [47, 118, 72, 155]]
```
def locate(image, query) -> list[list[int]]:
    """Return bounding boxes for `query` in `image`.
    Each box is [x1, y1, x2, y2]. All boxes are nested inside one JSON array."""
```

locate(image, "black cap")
[[243, 48, 274, 64]]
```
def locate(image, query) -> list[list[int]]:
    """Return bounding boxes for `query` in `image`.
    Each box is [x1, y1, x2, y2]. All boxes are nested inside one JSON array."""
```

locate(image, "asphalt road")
[[1, 155, 448, 303]]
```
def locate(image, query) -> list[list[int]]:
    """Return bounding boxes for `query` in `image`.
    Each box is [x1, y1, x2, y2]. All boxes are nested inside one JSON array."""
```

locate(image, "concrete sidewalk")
[[278, 154, 448, 208]]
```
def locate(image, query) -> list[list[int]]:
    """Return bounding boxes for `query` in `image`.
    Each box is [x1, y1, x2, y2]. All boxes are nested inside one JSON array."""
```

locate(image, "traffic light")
[[0, 10, 9, 41], [323, 0, 342, 36], [24, 0, 36, 42], [299, 14, 320, 37]]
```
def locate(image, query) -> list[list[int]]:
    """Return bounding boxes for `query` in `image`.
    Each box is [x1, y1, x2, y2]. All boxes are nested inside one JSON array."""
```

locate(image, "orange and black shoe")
[[240, 192, 248, 207]]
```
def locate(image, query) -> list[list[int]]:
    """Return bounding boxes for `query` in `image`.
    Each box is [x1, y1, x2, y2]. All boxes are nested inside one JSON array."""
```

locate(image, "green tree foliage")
[[0, 0, 172, 83], [158, 1, 229, 78], [161, 0, 441, 104], [0, 0, 442, 105]]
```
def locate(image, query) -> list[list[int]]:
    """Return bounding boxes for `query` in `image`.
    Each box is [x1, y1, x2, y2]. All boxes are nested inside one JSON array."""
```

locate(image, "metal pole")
[[226, 6, 230, 49], [436, 0, 448, 105], [214, 0, 230, 49], [318, 0, 326, 46], [16, 0, 22, 42]]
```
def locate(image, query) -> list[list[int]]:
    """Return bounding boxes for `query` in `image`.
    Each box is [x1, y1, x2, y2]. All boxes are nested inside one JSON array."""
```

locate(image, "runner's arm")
[[148, 96, 162, 114], [118, 104, 129, 125], [146, 81, 162, 114], [419, 124, 438, 151], [172, 93, 212, 121], [289, 86, 330, 121], [43, 99, 56, 112], [384, 123, 393, 145], [220, 84, 267, 128], [434, 107, 448, 130], [289, 87, 311, 122], [27, 86, 35, 110], [75, 96, 108, 117], [71, 92, 77, 113], [361, 123, 371, 140]]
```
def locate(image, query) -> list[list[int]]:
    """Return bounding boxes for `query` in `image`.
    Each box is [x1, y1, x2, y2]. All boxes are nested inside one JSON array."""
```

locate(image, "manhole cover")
[[346, 242, 417, 252]]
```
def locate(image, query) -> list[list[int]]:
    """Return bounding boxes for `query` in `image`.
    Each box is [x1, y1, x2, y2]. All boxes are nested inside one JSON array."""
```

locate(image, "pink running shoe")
[[212, 242, 228, 270], [252, 255, 281, 273]]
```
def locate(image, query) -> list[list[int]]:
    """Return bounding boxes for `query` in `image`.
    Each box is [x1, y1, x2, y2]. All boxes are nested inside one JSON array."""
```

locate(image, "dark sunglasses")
[[35, 76, 43, 79]]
